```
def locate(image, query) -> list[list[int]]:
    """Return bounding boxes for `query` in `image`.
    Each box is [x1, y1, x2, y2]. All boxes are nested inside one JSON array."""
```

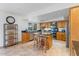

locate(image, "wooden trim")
[[70, 6, 79, 10]]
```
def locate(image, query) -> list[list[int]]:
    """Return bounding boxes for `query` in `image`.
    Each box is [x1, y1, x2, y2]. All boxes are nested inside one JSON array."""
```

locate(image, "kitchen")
[[21, 19, 68, 52], [0, 3, 79, 56], [21, 8, 68, 50]]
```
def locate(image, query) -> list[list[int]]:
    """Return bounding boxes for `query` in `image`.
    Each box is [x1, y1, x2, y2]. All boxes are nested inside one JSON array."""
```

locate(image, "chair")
[[33, 33, 40, 49]]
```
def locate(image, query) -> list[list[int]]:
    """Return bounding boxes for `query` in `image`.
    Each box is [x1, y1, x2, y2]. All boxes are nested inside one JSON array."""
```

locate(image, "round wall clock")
[[6, 16, 15, 24]]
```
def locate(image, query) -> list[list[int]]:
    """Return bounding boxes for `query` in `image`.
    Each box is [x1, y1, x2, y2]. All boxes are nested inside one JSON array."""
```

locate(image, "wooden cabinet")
[[40, 22, 51, 29], [57, 21, 66, 28], [46, 34, 52, 49], [56, 32, 66, 41], [56, 32, 61, 40], [22, 32, 30, 43]]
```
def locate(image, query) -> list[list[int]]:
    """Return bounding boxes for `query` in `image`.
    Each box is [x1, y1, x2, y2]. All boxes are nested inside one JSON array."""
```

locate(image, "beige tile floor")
[[0, 40, 70, 56]]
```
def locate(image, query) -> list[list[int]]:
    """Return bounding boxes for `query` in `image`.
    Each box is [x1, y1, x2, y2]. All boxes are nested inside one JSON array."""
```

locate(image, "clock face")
[[6, 16, 15, 24]]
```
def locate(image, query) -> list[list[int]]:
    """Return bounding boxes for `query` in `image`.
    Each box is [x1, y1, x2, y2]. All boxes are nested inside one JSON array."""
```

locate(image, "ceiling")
[[0, 3, 54, 16], [38, 8, 69, 21], [0, 3, 78, 18]]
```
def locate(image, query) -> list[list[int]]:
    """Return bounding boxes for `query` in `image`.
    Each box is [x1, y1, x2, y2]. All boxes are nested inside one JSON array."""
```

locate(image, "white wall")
[[0, 11, 28, 47]]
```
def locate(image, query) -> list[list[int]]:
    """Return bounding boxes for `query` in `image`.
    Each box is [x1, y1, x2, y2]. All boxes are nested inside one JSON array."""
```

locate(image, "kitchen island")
[[21, 30, 52, 49], [33, 32, 52, 49], [42, 33, 52, 49]]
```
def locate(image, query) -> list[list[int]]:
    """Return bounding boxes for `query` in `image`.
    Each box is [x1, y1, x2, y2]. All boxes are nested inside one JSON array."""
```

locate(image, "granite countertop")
[[42, 32, 51, 35], [33, 32, 40, 35], [22, 31, 27, 32], [72, 41, 79, 56]]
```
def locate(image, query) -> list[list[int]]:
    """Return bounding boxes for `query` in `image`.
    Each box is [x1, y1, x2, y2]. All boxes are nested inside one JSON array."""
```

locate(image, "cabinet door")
[[22, 32, 30, 43], [47, 35, 52, 49], [57, 32, 61, 40], [57, 32, 66, 41], [57, 21, 65, 28], [61, 33, 66, 41], [22, 33, 26, 43], [26, 32, 30, 40], [57, 22, 62, 28], [62, 21, 66, 28]]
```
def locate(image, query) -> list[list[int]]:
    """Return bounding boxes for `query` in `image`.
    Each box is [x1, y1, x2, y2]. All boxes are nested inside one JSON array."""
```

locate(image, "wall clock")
[[6, 16, 15, 24]]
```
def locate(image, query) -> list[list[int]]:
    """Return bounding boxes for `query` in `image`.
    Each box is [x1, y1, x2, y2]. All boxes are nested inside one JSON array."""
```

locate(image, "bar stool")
[[33, 33, 39, 49]]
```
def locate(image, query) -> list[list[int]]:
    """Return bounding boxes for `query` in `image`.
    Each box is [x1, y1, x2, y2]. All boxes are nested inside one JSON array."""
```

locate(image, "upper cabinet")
[[57, 21, 66, 28], [40, 22, 52, 29]]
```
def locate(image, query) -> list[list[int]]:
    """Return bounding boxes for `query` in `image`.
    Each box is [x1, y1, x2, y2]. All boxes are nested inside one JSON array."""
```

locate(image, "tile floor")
[[0, 40, 70, 56]]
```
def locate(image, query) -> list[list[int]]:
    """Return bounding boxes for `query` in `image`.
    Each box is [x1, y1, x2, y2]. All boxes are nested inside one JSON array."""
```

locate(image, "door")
[[70, 6, 79, 55]]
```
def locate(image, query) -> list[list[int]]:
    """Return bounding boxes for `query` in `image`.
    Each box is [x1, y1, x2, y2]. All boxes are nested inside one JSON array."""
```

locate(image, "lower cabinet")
[[46, 34, 52, 49], [56, 32, 66, 41], [22, 32, 30, 43]]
